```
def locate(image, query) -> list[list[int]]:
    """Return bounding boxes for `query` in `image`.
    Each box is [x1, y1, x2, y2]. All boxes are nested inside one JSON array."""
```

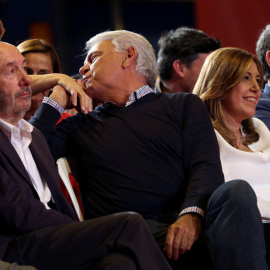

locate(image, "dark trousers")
[[146, 180, 268, 270], [263, 222, 270, 268], [206, 180, 267, 270], [4, 212, 171, 270]]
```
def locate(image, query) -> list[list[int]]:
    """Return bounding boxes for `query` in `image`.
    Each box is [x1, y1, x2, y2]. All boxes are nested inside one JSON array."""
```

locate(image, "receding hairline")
[[0, 42, 26, 67], [0, 41, 21, 54]]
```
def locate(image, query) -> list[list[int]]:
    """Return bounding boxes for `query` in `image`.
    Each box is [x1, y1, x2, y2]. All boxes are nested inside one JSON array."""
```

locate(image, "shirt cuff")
[[179, 206, 205, 218], [42, 97, 64, 115]]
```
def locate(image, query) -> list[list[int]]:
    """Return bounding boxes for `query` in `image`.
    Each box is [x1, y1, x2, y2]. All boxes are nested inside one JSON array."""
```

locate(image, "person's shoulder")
[[161, 91, 197, 100], [252, 117, 269, 131], [163, 92, 203, 107], [252, 118, 270, 138], [260, 84, 270, 100], [156, 93, 205, 117], [32, 126, 44, 137], [260, 92, 270, 100]]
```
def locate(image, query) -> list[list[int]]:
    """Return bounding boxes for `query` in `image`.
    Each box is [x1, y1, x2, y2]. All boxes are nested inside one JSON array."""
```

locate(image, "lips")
[[19, 92, 30, 97], [243, 97, 257, 103], [15, 89, 31, 99], [82, 77, 90, 87]]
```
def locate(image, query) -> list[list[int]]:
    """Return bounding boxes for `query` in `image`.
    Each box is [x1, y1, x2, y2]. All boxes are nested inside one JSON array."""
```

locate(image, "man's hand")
[[164, 213, 202, 260], [57, 77, 92, 113], [30, 74, 92, 113], [50, 85, 92, 113]]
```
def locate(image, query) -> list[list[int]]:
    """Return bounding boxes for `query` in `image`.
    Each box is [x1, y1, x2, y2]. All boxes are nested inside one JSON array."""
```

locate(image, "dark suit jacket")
[[0, 126, 75, 259], [254, 84, 270, 130]]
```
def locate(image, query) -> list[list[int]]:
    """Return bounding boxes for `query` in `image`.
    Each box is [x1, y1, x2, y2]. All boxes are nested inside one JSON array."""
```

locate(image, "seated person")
[[30, 30, 268, 269], [254, 24, 270, 129], [0, 21, 37, 270], [0, 40, 172, 270], [193, 47, 270, 267], [17, 39, 82, 215]]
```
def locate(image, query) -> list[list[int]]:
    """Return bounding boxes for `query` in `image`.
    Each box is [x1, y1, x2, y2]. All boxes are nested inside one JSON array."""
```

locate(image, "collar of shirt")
[[0, 119, 33, 152], [103, 85, 154, 107], [0, 118, 33, 142]]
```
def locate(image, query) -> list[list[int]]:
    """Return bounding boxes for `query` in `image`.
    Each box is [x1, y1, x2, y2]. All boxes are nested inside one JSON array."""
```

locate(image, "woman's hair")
[[85, 30, 157, 89], [17, 38, 61, 73], [193, 47, 264, 147], [0, 20, 5, 40]]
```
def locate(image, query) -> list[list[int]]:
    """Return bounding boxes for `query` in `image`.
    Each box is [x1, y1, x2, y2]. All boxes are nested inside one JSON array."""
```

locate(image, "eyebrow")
[[6, 59, 26, 67], [246, 71, 260, 77], [6, 61, 16, 67], [84, 50, 102, 65]]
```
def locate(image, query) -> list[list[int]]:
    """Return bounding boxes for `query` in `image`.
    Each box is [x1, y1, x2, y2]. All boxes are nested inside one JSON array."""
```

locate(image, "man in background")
[[156, 27, 221, 93], [254, 24, 270, 129]]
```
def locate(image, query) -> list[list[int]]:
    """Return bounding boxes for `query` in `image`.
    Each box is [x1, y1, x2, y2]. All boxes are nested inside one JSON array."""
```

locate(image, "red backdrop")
[[195, 0, 270, 54]]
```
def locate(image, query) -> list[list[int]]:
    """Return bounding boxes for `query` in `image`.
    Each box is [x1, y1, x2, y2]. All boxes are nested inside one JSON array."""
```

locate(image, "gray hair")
[[86, 30, 157, 89], [256, 24, 270, 81]]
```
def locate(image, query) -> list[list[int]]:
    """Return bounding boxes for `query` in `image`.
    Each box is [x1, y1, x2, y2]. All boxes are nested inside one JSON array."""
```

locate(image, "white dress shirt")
[[0, 118, 51, 209], [215, 118, 270, 218]]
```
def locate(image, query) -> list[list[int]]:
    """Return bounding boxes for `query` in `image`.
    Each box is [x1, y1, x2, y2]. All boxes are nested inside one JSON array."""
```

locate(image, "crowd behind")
[[1, 19, 270, 269]]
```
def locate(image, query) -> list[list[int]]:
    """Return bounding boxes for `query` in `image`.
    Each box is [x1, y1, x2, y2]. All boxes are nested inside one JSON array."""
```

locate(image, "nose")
[[19, 69, 32, 87], [249, 77, 260, 93], [254, 80, 261, 92], [79, 63, 90, 76]]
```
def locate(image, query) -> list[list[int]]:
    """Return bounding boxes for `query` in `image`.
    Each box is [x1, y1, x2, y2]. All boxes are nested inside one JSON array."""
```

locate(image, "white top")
[[215, 118, 270, 218], [0, 119, 51, 209]]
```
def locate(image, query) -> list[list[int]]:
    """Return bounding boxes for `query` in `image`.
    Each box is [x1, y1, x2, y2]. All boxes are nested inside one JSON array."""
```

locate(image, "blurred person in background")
[[17, 38, 61, 121], [156, 27, 221, 93], [254, 24, 270, 129]]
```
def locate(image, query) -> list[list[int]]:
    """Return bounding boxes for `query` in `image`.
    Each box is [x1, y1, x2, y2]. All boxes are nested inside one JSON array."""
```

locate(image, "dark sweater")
[[31, 92, 224, 220]]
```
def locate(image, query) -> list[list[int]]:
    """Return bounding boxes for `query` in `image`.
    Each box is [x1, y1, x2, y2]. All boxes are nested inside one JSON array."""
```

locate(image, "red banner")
[[195, 0, 270, 54]]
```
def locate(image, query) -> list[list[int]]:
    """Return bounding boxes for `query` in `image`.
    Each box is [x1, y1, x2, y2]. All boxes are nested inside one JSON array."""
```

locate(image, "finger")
[[58, 79, 80, 107], [69, 90, 77, 107], [164, 227, 175, 259], [186, 233, 197, 251], [178, 230, 197, 256], [177, 232, 188, 256], [171, 229, 184, 260], [77, 85, 92, 113], [77, 90, 89, 113], [84, 96, 93, 113]]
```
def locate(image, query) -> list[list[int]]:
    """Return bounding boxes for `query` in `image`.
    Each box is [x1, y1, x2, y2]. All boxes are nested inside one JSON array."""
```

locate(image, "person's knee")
[[206, 180, 259, 224], [116, 211, 146, 225], [116, 212, 153, 238], [93, 253, 137, 270], [210, 180, 256, 205], [222, 180, 256, 202]]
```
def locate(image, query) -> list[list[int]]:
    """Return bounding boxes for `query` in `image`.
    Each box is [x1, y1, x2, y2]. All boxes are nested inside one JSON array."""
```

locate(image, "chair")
[[56, 157, 84, 221]]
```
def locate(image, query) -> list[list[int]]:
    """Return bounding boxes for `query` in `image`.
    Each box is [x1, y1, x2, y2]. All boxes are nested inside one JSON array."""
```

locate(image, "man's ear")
[[122, 46, 137, 68], [265, 50, 270, 67], [172, 60, 185, 78]]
